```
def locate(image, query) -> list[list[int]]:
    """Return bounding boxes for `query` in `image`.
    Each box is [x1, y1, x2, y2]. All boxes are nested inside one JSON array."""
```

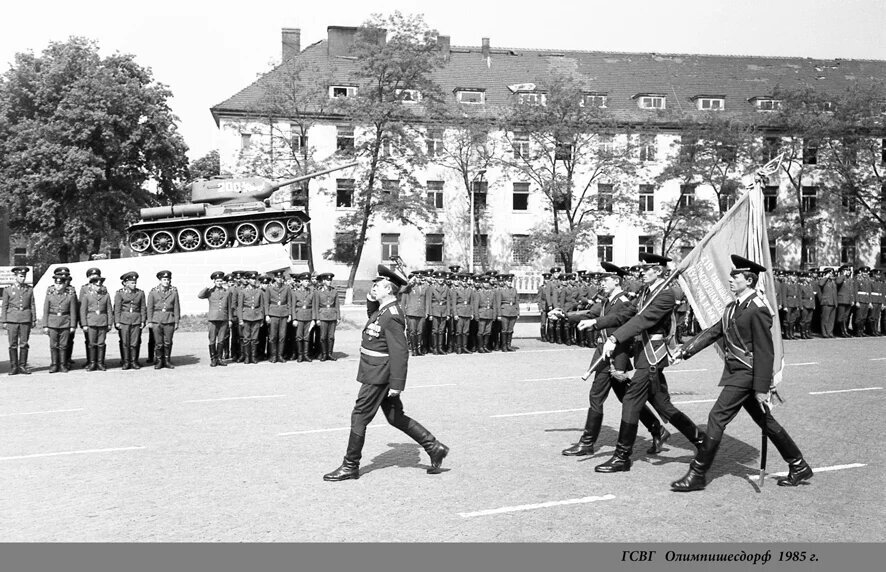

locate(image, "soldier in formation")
[[146, 270, 180, 369], [42, 267, 76, 373], [114, 271, 146, 370]]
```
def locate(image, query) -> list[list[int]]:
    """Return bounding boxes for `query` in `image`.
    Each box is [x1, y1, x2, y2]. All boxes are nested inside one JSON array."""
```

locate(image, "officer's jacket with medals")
[[237, 285, 265, 321], [115, 287, 147, 325], [80, 284, 114, 327], [314, 286, 340, 321], [2, 282, 36, 324], [400, 282, 430, 317], [473, 288, 498, 320], [566, 287, 635, 372], [681, 291, 775, 393], [497, 286, 520, 318], [356, 299, 408, 391], [610, 279, 680, 369], [264, 284, 292, 318], [450, 285, 474, 318], [291, 287, 317, 321], [428, 284, 451, 317], [147, 285, 180, 324], [197, 286, 233, 321], [43, 284, 77, 328]]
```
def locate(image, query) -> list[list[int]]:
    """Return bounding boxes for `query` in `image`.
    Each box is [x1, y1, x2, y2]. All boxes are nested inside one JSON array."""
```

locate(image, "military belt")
[[322, 304, 335, 307], [360, 347, 388, 357]]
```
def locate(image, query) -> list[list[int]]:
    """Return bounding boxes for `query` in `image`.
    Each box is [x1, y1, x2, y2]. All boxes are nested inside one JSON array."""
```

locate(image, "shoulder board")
[[169, 286, 177, 292], [751, 297, 765, 308], [386, 306, 399, 316], [151, 286, 159, 292], [117, 288, 124, 293]]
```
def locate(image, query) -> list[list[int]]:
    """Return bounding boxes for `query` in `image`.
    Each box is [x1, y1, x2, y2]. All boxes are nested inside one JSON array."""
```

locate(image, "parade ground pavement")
[[1, 322, 884, 542]]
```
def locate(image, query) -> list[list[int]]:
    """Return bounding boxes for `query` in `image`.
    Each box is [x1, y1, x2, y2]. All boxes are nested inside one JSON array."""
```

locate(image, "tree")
[[326, 12, 446, 288], [0, 37, 189, 264], [188, 150, 220, 180], [646, 197, 719, 257]]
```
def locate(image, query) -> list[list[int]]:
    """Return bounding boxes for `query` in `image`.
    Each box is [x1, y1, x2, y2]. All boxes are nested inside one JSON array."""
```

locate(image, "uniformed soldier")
[[55, 270, 78, 370], [445, 265, 462, 352], [77, 268, 100, 368], [263, 270, 292, 363], [427, 270, 451, 355], [543, 267, 562, 342], [3, 267, 37, 375], [114, 271, 147, 370], [237, 271, 264, 364], [450, 271, 474, 354], [798, 272, 816, 339], [290, 272, 317, 362], [400, 271, 430, 356], [198, 271, 233, 367], [672, 255, 813, 491], [146, 270, 180, 370], [497, 273, 520, 351], [473, 275, 497, 353], [313, 273, 340, 361], [80, 272, 114, 371], [323, 264, 449, 482], [43, 269, 77, 373], [229, 271, 245, 363], [817, 268, 837, 338], [869, 269, 884, 336], [781, 272, 800, 339], [220, 273, 234, 361], [537, 272, 551, 342], [852, 266, 873, 337], [835, 265, 855, 337]]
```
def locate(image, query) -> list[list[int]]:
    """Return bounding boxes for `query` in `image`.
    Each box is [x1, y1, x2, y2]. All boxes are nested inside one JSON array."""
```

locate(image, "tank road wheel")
[[177, 227, 202, 251], [203, 225, 228, 249], [129, 230, 151, 253], [286, 218, 304, 234], [151, 230, 175, 254], [262, 221, 286, 243], [235, 222, 259, 246]]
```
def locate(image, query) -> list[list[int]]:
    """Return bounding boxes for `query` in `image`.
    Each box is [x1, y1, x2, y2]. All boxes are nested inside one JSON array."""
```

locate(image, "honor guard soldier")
[[237, 271, 265, 364], [265, 270, 292, 363], [146, 270, 180, 369], [472, 275, 497, 353], [42, 269, 77, 373], [835, 265, 855, 337], [497, 274, 520, 351], [450, 271, 474, 354], [672, 255, 813, 491], [537, 272, 551, 342], [198, 271, 233, 367], [323, 264, 449, 482], [428, 270, 451, 355], [80, 272, 113, 371], [817, 268, 837, 338], [314, 273, 340, 361], [114, 272, 147, 370], [291, 272, 317, 362]]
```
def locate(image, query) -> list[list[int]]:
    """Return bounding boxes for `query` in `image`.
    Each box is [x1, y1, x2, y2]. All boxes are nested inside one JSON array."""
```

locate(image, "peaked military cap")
[[730, 255, 767, 275], [156, 270, 172, 279], [857, 266, 871, 273], [448, 265, 461, 273], [638, 252, 672, 267], [53, 273, 66, 283], [121, 271, 139, 282], [432, 270, 447, 278], [317, 272, 334, 280], [210, 271, 225, 280], [600, 261, 628, 277], [224, 273, 233, 281], [373, 264, 408, 287], [86, 267, 102, 278], [541, 272, 551, 279], [295, 271, 311, 280], [549, 266, 561, 273], [53, 267, 70, 276]]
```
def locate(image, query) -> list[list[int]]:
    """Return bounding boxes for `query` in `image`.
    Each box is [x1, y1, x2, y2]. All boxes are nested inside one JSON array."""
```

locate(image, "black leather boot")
[[403, 420, 449, 474], [216, 342, 227, 366], [49, 348, 60, 374], [671, 435, 721, 492], [777, 458, 814, 487], [154, 345, 164, 369], [323, 431, 365, 481], [595, 421, 638, 473], [131, 345, 141, 369], [327, 339, 337, 361], [669, 411, 705, 450], [267, 342, 278, 363], [8, 348, 19, 375], [59, 348, 70, 373], [319, 339, 328, 362], [277, 340, 287, 363], [165, 342, 175, 369], [646, 424, 671, 455], [121, 346, 132, 370], [301, 340, 312, 362], [562, 411, 603, 456], [87, 346, 98, 372], [64, 339, 74, 370], [18, 347, 31, 375], [96, 345, 107, 371], [455, 334, 463, 354], [209, 344, 218, 367]]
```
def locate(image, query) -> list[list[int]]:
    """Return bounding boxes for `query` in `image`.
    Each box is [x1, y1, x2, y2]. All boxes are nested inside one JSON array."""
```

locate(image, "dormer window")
[[693, 96, 725, 111], [820, 101, 836, 113], [456, 89, 485, 105], [329, 85, 358, 99], [518, 92, 546, 106], [580, 93, 608, 108], [751, 97, 782, 112], [396, 89, 422, 104], [634, 94, 667, 110]]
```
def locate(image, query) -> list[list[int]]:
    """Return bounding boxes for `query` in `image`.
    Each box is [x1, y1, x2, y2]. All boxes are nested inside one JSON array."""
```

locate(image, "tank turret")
[[126, 162, 357, 255]]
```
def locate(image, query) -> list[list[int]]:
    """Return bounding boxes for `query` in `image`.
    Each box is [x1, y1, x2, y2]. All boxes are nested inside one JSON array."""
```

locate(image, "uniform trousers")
[[819, 305, 835, 337], [453, 316, 471, 335], [268, 316, 287, 345], [430, 316, 448, 334], [799, 308, 814, 330], [119, 324, 141, 349], [86, 326, 109, 347], [476, 318, 493, 336], [500, 316, 518, 334], [318, 320, 337, 341], [295, 320, 313, 341], [350, 382, 423, 438], [646, 366, 682, 423], [406, 316, 423, 338], [836, 304, 852, 332], [869, 305, 883, 334], [241, 320, 261, 342], [6, 323, 31, 349], [589, 369, 660, 432], [853, 305, 870, 334], [47, 328, 70, 352], [151, 323, 175, 350], [784, 307, 799, 327], [207, 321, 229, 345]]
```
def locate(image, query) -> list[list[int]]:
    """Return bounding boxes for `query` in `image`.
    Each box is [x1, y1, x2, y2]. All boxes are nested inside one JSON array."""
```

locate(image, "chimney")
[[438, 35, 450, 60], [481, 37, 490, 59], [327, 26, 359, 57], [281, 28, 301, 61]]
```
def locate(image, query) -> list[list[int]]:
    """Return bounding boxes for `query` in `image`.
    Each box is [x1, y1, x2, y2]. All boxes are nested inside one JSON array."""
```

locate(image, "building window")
[[599, 134, 615, 155], [637, 95, 666, 109], [381, 233, 400, 260], [639, 184, 655, 213], [240, 133, 252, 150], [679, 245, 695, 260], [581, 93, 608, 108], [396, 89, 421, 103], [425, 234, 444, 263], [512, 131, 529, 158], [472, 180, 488, 212], [553, 190, 571, 211], [842, 191, 857, 213], [754, 98, 782, 112], [336, 179, 355, 208], [290, 181, 308, 208], [426, 128, 443, 157], [13, 247, 27, 266], [381, 179, 399, 198], [719, 194, 736, 212], [334, 231, 358, 264], [801, 186, 817, 212], [597, 183, 614, 213], [763, 137, 780, 162], [427, 180, 444, 209], [763, 186, 778, 212], [513, 183, 530, 211], [638, 136, 657, 162], [881, 139, 886, 163], [597, 235, 614, 262], [840, 237, 857, 264], [380, 134, 400, 158], [518, 91, 546, 106], [290, 235, 309, 261], [639, 235, 655, 258], [289, 125, 308, 153], [802, 140, 818, 165], [512, 234, 533, 264], [555, 140, 573, 161], [336, 125, 355, 154], [329, 85, 357, 98], [880, 236, 886, 266], [716, 144, 737, 163], [679, 184, 696, 208], [696, 97, 725, 111], [802, 240, 817, 266], [456, 89, 485, 104], [473, 234, 488, 266]]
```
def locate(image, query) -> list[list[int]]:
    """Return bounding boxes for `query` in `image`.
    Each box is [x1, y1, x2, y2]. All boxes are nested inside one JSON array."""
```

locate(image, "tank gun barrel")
[[269, 161, 359, 192]]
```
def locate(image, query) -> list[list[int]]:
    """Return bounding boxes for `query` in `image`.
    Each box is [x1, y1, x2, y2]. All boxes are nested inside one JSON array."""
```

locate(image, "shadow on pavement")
[[360, 442, 448, 476]]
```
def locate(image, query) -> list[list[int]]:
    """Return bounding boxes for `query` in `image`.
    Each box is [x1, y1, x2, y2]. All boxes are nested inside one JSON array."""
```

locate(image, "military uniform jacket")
[[80, 286, 114, 327], [611, 281, 678, 368], [229, 286, 242, 319], [2, 283, 36, 324], [314, 287, 340, 321], [543, 280, 561, 309], [197, 286, 233, 321], [497, 286, 520, 318], [872, 280, 885, 306], [473, 289, 498, 320], [836, 276, 856, 304], [855, 276, 873, 304], [357, 300, 408, 391], [451, 286, 474, 318], [264, 284, 292, 318], [817, 277, 837, 305], [114, 288, 147, 325], [428, 285, 451, 317], [683, 291, 775, 393], [782, 283, 800, 308], [237, 286, 265, 321], [43, 285, 77, 328], [774, 279, 784, 306], [799, 283, 816, 309], [536, 284, 547, 311], [567, 289, 635, 371], [400, 283, 430, 317], [291, 288, 317, 321], [562, 285, 580, 311], [147, 286, 180, 324]]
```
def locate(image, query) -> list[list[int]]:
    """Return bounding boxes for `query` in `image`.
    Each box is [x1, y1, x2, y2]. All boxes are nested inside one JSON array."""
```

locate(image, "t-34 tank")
[[126, 162, 357, 254]]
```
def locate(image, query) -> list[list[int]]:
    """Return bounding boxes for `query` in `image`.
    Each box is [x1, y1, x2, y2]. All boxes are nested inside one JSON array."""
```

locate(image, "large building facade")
[[211, 26, 886, 282]]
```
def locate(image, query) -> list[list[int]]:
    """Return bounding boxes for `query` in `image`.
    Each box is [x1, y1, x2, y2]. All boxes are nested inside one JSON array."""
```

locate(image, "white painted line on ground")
[[459, 494, 616, 518], [672, 399, 717, 405], [0, 408, 84, 418], [750, 463, 866, 480], [667, 369, 709, 373], [785, 362, 818, 366], [182, 394, 288, 404], [809, 387, 882, 395], [870, 358, 886, 361], [410, 383, 457, 389], [518, 376, 575, 382], [491, 408, 585, 419], [278, 427, 350, 436], [0, 446, 146, 461]]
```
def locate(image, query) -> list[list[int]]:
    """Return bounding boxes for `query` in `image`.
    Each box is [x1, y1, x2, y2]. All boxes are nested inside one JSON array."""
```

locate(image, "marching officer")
[[315, 272, 340, 361], [265, 270, 292, 363], [672, 255, 813, 491], [497, 273, 520, 352], [80, 272, 113, 371], [817, 268, 837, 338], [146, 270, 180, 369], [43, 268, 77, 373], [237, 271, 265, 364], [198, 271, 233, 367], [450, 271, 474, 354], [291, 272, 317, 362], [473, 275, 497, 353], [114, 271, 147, 370], [428, 270, 451, 355], [323, 265, 449, 482]]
